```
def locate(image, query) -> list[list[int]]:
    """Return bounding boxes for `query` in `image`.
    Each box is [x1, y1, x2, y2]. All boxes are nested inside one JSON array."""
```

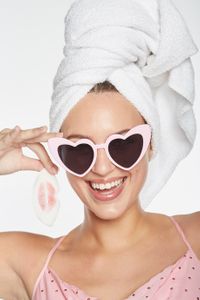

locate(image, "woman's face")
[[60, 92, 152, 220]]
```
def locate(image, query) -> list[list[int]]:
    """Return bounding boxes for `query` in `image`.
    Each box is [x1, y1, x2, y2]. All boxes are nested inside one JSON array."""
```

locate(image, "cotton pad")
[[32, 168, 60, 226]]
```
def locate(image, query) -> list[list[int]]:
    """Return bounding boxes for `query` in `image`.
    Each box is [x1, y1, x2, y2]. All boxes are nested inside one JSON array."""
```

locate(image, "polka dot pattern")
[[32, 216, 200, 299]]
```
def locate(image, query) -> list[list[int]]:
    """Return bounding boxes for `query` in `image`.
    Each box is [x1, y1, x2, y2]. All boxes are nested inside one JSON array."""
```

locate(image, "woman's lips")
[[87, 177, 127, 201]]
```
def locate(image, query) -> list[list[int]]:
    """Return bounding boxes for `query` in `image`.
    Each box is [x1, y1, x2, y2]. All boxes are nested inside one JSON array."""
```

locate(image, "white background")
[[0, 0, 199, 238]]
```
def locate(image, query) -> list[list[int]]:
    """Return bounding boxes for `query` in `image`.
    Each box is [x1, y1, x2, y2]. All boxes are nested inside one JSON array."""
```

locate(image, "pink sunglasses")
[[47, 124, 152, 177]]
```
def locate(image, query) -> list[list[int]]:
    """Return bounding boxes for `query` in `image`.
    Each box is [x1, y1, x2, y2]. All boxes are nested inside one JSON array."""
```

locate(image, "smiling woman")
[[0, 0, 200, 300], [56, 90, 152, 214], [30, 85, 200, 300]]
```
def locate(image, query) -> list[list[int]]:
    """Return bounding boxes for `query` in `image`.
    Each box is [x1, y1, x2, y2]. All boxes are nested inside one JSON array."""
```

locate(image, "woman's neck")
[[78, 203, 151, 254]]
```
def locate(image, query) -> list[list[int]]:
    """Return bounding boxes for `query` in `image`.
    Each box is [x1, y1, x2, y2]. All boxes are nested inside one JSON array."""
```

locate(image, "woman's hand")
[[0, 125, 63, 175]]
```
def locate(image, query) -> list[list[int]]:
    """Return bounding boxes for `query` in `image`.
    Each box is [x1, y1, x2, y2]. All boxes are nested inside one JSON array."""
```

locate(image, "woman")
[[0, 82, 200, 300], [0, 1, 200, 300]]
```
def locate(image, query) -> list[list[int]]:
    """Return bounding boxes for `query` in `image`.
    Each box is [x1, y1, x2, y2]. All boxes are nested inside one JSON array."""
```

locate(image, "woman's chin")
[[90, 206, 128, 220]]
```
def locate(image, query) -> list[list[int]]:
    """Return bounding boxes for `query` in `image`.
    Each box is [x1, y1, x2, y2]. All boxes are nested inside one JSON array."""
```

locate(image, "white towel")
[[49, 0, 198, 209]]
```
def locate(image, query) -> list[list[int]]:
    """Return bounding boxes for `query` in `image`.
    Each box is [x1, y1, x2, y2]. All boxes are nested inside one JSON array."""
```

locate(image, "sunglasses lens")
[[58, 143, 94, 175], [108, 133, 143, 168]]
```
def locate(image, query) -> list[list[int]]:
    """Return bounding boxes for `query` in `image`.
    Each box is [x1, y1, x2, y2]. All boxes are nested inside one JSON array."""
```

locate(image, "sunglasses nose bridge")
[[95, 143, 106, 150], [95, 143, 108, 156], [91, 142, 115, 175], [93, 142, 110, 162]]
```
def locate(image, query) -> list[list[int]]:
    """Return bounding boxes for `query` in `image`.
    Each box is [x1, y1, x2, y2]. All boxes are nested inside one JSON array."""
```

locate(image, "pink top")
[[32, 216, 200, 299]]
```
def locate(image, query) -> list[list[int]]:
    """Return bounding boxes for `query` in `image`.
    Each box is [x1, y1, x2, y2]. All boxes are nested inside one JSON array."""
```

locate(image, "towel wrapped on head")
[[49, 0, 198, 209]]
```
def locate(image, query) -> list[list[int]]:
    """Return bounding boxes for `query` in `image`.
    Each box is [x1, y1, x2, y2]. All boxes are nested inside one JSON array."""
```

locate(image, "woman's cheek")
[[66, 172, 88, 201]]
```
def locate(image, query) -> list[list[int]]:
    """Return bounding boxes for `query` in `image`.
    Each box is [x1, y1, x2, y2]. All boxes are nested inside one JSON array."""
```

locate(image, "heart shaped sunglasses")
[[47, 124, 152, 177]]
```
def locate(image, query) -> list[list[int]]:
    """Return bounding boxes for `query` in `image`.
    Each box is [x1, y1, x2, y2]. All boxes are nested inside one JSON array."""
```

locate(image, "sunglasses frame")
[[47, 124, 152, 177]]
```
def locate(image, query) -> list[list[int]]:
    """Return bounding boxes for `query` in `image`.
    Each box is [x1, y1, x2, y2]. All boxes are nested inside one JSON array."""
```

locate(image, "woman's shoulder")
[[0, 230, 56, 261], [0, 230, 57, 298], [0, 230, 58, 273], [172, 210, 200, 231], [172, 211, 200, 260], [0, 231, 58, 296]]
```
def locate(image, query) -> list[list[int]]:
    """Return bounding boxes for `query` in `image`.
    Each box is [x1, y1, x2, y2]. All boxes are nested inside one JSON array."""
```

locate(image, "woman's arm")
[[0, 232, 30, 300]]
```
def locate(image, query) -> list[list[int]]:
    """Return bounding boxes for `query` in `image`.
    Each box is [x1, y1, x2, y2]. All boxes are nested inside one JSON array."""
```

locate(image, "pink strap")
[[169, 215, 193, 251], [42, 234, 67, 269], [31, 234, 67, 299]]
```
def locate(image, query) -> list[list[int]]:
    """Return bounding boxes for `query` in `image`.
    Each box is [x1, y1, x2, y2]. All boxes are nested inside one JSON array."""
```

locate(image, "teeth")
[[91, 178, 125, 190]]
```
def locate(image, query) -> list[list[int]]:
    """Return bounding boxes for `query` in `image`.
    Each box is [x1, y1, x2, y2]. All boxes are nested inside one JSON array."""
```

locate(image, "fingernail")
[[51, 167, 58, 174]]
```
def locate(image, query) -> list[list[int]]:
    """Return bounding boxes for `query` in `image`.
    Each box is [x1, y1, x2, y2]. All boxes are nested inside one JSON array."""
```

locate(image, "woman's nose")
[[91, 148, 115, 176]]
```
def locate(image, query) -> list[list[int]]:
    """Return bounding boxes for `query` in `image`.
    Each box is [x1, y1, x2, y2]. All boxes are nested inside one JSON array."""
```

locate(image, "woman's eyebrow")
[[66, 128, 130, 139]]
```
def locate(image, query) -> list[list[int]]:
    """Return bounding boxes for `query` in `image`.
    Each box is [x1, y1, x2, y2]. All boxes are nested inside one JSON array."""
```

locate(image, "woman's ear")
[[148, 141, 153, 161]]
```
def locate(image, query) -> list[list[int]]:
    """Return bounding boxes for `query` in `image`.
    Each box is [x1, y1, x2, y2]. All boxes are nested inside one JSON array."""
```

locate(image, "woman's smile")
[[86, 176, 128, 202]]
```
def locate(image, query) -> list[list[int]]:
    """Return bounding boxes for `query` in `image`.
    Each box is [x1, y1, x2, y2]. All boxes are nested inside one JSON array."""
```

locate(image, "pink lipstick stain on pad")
[[32, 168, 60, 226], [38, 181, 57, 212]]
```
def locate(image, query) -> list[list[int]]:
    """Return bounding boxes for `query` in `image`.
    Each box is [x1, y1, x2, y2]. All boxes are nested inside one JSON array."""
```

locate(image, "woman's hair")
[[89, 80, 147, 125], [89, 80, 119, 93]]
